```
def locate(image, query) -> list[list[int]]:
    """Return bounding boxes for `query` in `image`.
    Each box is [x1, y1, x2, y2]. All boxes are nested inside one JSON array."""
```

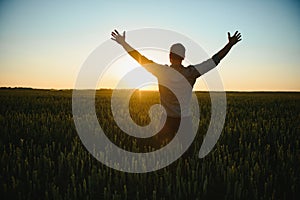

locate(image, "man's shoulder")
[[184, 65, 201, 78], [185, 65, 198, 72], [186, 65, 195, 68], [149, 63, 169, 67], [143, 62, 169, 77]]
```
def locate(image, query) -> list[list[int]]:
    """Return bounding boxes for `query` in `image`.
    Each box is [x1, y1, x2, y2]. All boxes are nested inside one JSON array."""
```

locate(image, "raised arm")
[[193, 31, 242, 76], [111, 29, 153, 65], [212, 31, 242, 64]]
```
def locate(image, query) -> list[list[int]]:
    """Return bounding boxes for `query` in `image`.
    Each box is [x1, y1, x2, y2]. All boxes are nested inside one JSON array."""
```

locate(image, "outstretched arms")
[[212, 31, 242, 65], [111, 30, 153, 65]]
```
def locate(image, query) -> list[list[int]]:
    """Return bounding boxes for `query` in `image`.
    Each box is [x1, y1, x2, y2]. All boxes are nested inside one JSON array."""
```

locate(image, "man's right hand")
[[111, 29, 126, 45]]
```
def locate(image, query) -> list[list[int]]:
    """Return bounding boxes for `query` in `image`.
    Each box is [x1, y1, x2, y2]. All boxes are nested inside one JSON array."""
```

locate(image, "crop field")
[[0, 88, 299, 199]]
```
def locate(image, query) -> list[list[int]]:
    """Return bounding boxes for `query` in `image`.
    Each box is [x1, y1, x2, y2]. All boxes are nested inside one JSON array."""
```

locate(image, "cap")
[[170, 43, 185, 58]]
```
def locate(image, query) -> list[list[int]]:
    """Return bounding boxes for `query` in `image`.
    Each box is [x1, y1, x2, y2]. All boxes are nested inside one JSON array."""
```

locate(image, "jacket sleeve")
[[192, 54, 220, 77]]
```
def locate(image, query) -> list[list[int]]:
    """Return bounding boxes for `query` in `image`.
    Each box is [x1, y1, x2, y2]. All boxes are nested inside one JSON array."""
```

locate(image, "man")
[[111, 29, 241, 151]]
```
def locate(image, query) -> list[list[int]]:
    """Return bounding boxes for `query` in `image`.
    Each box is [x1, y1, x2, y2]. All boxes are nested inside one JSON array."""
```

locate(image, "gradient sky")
[[0, 0, 299, 91]]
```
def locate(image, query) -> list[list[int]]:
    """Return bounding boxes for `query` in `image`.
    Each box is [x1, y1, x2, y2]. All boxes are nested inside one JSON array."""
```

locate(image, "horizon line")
[[1, 86, 300, 93]]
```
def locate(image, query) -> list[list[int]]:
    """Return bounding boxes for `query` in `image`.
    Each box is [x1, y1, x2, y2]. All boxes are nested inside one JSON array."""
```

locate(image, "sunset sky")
[[0, 0, 299, 91]]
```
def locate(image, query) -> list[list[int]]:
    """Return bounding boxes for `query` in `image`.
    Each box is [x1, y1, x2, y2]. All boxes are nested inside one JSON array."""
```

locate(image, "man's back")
[[144, 61, 217, 117]]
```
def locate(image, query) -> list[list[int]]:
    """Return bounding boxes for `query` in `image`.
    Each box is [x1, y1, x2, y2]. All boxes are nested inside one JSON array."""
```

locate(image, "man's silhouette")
[[111, 29, 241, 151]]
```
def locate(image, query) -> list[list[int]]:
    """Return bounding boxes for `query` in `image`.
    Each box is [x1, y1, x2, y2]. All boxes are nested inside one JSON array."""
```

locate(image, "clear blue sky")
[[0, 0, 299, 91]]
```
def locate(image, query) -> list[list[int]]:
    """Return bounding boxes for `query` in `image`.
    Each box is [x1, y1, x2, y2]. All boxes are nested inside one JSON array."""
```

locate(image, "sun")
[[97, 49, 169, 90]]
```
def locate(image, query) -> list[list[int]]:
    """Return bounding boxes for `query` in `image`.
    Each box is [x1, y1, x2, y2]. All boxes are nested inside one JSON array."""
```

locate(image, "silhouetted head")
[[169, 43, 185, 65]]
